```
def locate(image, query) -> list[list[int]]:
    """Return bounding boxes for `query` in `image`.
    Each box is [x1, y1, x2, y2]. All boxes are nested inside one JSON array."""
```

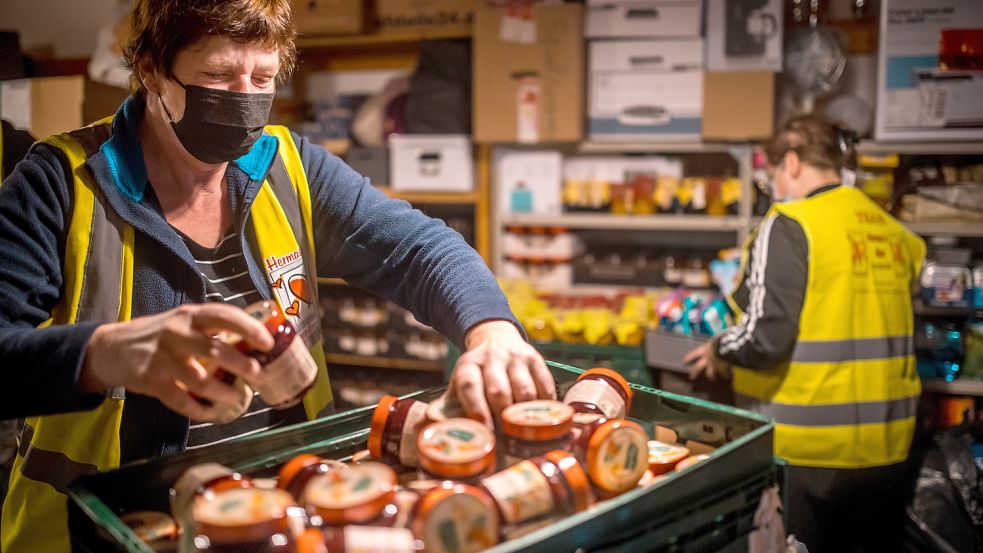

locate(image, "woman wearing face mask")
[[684, 115, 925, 553], [0, 2, 553, 551]]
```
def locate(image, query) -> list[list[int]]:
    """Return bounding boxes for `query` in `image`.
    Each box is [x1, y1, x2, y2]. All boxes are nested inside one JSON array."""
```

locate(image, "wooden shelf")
[[377, 187, 479, 205], [578, 141, 747, 155], [922, 378, 983, 397], [501, 213, 744, 232], [296, 30, 470, 50], [856, 141, 983, 156], [913, 301, 977, 318], [904, 221, 983, 237], [324, 352, 444, 372]]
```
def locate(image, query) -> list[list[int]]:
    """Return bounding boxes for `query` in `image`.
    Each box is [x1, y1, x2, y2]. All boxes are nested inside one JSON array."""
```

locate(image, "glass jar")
[[277, 454, 345, 502], [171, 463, 253, 528], [368, 396, 431, 468], [500, 400, 574, 466], [192, 488, 299, 553], [417, 418, 496, 484], [296, 526, 422, 553], [410, 481, 500, 553], [303, 462, 399, 527], [425, 395, 466, 422], [234, 300, 318, 409], [563, 368, 633, 420], [647, 440, 691, 476], [569, 416, 649, 497], [480, 450, 592, 527]]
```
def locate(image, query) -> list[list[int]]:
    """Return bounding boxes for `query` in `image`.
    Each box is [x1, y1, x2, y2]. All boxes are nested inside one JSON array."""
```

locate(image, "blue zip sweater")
[[0, 97, 517, 460]]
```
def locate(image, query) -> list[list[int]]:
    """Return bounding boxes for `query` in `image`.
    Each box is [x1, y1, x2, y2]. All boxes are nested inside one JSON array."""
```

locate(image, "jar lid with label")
[[368, 396, 431, 468], [583, 419, 649, 496], [411, 481, 500, 553], [417, 418, 496, 480], [192, 487, 296, 546], [647, 440, 691, 476], [277, 454, 345, 502], [303, 462, 397, 525], [674, 453, 711, 472], [171, 463, 251, 526], [501, 400, 575, 442]]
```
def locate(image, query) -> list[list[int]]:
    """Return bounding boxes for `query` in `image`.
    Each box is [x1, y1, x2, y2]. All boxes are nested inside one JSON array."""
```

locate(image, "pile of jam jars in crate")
[[129, 369, 710, 552]]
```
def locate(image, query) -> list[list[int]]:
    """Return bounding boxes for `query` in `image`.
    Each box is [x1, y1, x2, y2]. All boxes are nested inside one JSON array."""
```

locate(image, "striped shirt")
[[175, 227, 307, 450]]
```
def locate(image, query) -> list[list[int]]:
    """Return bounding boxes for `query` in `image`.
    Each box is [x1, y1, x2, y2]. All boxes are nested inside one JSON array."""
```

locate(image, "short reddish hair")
[[123, 0, 297, 96]]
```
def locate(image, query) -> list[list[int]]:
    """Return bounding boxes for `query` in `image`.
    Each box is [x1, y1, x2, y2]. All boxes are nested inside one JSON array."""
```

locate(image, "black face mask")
[[160, 79, 275, 164]]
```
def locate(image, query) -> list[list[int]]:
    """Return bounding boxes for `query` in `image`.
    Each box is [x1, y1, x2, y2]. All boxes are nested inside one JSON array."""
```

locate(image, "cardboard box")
[[702, 71, 774, 140], [705, 0, 783, 71], [586, 0, 702, 38], [292, 0, 366, 37], [473, 4, 585, 143], [375, 0, 480, 39], [875, 0, 983, 141], [0, 76, 84, 140], [389, 134, 473, 191], [589, 39, 703, 141], [83, 79, 130, 126]]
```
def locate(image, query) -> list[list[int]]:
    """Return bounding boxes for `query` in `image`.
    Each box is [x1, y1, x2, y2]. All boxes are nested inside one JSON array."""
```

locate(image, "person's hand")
[[445, 320, 554, 427], [80, 303, 274, 420], [685, 340, 732, 382]]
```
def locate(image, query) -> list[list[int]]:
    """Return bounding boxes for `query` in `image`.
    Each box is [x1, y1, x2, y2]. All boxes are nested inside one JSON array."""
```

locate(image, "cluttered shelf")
[[922, 378, 983, 397], [501, 213, 745, 232], [855, 141, 983, 156], [376, 187, 479, 205], [323, 352, 444, 373]]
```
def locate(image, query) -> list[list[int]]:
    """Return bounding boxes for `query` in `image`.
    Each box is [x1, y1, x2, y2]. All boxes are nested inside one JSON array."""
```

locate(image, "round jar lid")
[[647, 441, 691, 476], [579, 368, 633, 405], [412, 481, 500, 553], [368, 395, 399, 460], [304, 461, 397, 525], [501, 400, 575, 441], [193, 488, 295, 543], [585, 419, 649, 495], [543, 450, 593, 513], [119, 511, 178, 544], [417, 418, 496, 479], [674, 454, 711, 473]]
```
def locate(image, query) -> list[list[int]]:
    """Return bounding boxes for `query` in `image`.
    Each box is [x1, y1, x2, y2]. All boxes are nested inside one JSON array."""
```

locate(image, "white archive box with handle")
[[589, 39, 704, 141], [388, 134, 474, 192], [585, 0, 702, 38]]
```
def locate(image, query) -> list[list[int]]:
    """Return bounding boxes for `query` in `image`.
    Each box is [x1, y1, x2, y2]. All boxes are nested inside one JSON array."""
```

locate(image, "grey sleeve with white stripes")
[[715, 213, 808, 370]]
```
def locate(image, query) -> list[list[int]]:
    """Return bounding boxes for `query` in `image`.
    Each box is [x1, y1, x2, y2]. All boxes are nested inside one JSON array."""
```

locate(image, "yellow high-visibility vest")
[[1, 120, 333, 553], [732, 186, 926, 469]]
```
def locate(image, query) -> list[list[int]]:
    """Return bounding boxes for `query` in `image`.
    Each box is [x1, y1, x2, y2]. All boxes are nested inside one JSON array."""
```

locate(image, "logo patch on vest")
[[265, 249, 314, 338]]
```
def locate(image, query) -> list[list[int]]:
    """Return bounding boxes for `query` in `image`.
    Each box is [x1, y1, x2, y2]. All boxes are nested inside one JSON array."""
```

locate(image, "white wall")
[[0, 0, 122, 59]]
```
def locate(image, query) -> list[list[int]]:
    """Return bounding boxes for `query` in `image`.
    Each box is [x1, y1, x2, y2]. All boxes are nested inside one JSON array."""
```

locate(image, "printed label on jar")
[[305, 462, 395, 510], [421, 493, 498, 553], [565, 379, 626, 419], [398, 401, 430, 467], [343, 526, 417, 553], [254, 337, 318, 407], [592, 427, 648, 492], [481, 460, 554, 524]]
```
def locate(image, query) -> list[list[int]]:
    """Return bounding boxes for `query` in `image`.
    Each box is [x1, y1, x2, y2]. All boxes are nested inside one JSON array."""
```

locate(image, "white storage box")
[[389, 134, 474, 191], [589, 39, 704, 140], [586, 1, 702, 38]]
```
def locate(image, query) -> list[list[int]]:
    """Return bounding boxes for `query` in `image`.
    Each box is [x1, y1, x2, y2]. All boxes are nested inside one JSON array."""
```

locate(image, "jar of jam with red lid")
[[500, 400, 574, 466], [192, 487, 299, 553], [295, 526, 422, 553], [569, 415, 648, 497], [277, 454, 345, 502], [231, 300, 318, 409], [479, 450, 592, 527], [417, 418, 496, 484], [172, 463, 253, 528], [410, 481, 500, 553], [563, 367, 633, 419], [647, 440, 691, 476], [303, 462, 400, 527], [368, 396, 431, 468]]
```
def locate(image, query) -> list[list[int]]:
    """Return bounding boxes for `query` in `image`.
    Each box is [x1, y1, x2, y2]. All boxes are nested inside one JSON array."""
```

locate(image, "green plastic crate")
[[68, 362, 773, 553]]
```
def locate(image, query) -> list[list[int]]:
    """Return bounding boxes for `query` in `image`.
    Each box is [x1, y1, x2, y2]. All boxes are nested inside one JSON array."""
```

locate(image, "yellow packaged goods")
[[569, 415, 649, 497], [192, 487, 299, 552], [411, 481, 501, 553], [417, 418, 497, 482], [277, 454, 346, 502], [480, 450, 593, 526], [501, 400, 575, 464], [296, 526, 422, 553], [303, 462, 400, 526], [564, 367, 633, 419], [647, 441, 691, 476], [368, 395, 432, 468]]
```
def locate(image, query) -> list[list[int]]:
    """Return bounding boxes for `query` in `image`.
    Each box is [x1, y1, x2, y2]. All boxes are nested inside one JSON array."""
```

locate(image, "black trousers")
[[785, 462, 909, 553]]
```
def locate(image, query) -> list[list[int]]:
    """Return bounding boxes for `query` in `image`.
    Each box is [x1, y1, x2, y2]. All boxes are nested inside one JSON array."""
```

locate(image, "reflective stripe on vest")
[[2, 123, 332, 553], [731, 186, 926, 469]]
